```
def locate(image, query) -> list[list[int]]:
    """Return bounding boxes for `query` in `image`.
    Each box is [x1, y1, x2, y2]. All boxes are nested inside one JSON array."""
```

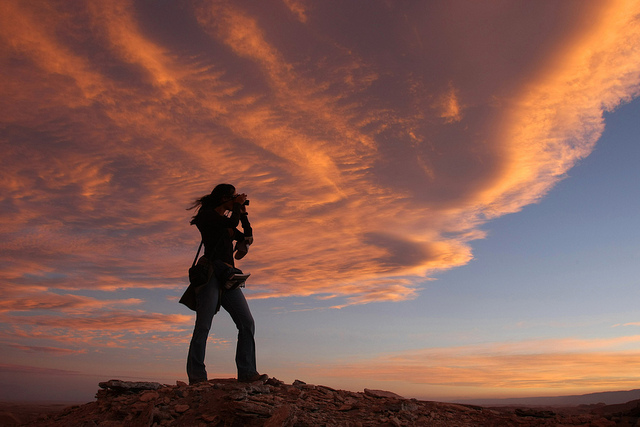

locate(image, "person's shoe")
[[189, 378, 207, 385], [238, 373, 268, 383]]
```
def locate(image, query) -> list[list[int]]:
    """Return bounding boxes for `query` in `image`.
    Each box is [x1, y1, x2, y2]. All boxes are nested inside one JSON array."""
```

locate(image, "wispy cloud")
[[314, 335, 640, 390], [10, 311, 192, 331], [0, 292, 142, 314], [0, 309, 193, 353], [0, 363, 81, 376], [7, 344, 87, 355], [615, 322, 640, 327]]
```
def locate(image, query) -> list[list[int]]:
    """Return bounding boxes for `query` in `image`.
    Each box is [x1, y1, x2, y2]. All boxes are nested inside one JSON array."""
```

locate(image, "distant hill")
[[457, 389, 640, 406]]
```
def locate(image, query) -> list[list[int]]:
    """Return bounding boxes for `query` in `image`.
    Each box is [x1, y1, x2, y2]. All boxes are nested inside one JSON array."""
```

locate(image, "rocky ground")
[[3, 378, 640, 426]]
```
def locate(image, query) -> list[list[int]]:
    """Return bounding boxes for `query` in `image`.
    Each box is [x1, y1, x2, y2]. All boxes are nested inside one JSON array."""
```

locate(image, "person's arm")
[[225, 202, 243, 228], [223, 193, 248, 228], [232, 210, 252, 240], [240, 212, 252, 238], [208, 202, 243, 229]]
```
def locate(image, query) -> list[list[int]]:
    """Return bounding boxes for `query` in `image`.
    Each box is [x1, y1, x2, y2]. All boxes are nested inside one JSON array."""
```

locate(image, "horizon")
[[2, 0, 640, 403], [1, 374, 639, 405], [2, 380, 640, 406]]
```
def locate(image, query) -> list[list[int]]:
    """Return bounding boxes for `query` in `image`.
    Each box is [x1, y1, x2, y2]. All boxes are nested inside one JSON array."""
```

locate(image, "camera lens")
[[243, 200, 250, 206]]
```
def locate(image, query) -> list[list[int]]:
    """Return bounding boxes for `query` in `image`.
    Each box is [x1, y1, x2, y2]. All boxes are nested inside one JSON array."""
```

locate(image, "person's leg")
[[221, 288, 258, 380], [186, 275, 220, 383]]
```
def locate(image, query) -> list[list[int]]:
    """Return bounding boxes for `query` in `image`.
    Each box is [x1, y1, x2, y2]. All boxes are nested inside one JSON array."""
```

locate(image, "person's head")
[[188, 183, 236, 223], [209, 183, 236, 208]]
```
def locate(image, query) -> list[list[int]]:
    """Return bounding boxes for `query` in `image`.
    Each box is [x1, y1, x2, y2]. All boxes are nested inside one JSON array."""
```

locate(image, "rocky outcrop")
[[22, 378, 632, 426]]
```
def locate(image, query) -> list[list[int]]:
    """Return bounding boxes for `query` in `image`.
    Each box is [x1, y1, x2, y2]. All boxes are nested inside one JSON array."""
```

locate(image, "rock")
[[229, 390, 248, 400], [266, 377, 285, 387], [515, 408, 556, 418], [98, 379, 163, 393], [138, 391, 159, 402], [364, 388, 405, 399], [439, 402, 477, 413], [28, 378, 636, 426], [174, 404, 189, 413], [201, 413, 219, 422], [236, 401, 273, 417], [264, 404, 293, 427]]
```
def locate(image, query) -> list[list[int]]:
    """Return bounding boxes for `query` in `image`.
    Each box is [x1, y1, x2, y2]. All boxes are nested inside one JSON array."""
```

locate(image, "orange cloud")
[[313, 335, 640, 391], [11, 311, 192, 332], [0, 2, 105, 104], [88, 0, 181, 92], [282, 0, 308, 23], [434, 82, 463, 124], [1, 0, 639, 312], [7, 344, 87, 355], [473, 1, 640, 217], [0, 309, 196, 356], [0, 363, 80, 376], [0, 292, 142, 314]]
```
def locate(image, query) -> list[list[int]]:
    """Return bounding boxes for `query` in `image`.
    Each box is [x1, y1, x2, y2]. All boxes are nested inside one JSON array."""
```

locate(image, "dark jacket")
[[180, 203, 252, 311], [192, 202, 252, 266]]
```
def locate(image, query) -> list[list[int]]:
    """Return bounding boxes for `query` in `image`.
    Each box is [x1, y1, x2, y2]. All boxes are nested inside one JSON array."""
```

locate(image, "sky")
[[1, 0, 640, 403]]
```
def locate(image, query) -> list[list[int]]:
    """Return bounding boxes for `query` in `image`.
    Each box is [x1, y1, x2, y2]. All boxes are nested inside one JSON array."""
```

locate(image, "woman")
[[186, 183, 267, 384]]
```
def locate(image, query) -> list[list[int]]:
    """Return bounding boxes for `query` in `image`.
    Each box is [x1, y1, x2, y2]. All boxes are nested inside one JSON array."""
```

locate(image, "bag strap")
[[191, 226, 226, 268], [191, 241, 203, 268]]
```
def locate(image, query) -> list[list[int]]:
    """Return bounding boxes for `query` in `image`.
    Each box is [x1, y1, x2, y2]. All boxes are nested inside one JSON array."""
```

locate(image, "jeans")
[[186, 272, 258, 382]]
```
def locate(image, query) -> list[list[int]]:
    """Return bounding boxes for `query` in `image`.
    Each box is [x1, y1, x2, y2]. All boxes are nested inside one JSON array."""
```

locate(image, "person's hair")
[[187, 183, 236, 224]]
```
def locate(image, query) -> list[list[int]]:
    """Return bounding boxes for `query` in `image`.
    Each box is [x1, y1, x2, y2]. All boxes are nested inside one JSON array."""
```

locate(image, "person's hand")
[[234, 193, 247, 205]]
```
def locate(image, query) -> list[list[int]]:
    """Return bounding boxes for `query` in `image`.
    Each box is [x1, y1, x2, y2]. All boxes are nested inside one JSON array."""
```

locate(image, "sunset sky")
[[1, 0, 640, 403]]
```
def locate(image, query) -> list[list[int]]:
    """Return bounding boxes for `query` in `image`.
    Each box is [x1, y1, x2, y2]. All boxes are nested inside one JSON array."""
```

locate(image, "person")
[[185, 183, 267, 384]]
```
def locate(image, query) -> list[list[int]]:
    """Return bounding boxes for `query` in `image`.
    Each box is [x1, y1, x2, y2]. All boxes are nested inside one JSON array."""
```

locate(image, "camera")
[[231, 194, 249, 206]]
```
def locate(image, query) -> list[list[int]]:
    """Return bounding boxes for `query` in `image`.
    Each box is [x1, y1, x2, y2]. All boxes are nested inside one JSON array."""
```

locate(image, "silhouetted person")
[[185, 184, 267, 384]]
